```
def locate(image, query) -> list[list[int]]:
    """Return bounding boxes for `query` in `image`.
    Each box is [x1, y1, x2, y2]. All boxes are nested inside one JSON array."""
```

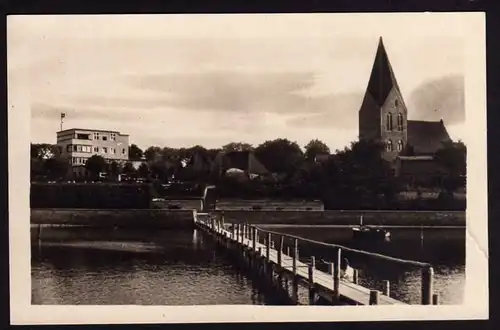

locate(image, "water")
[[32, 228, 281, 305], [31, 226, 465, 305]]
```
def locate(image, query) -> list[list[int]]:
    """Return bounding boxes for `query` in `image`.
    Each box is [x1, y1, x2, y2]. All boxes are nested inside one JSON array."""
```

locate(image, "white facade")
[[56, 128, 130, 166]]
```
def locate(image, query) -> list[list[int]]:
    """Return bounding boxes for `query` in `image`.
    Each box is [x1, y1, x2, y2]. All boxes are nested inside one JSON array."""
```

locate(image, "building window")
[[386, 112, 393, 131], [122, 148, 126, 155], [93, 132, 99, 140], [67, 145, 72, 152], [397, 140, 403, 152], [102, 136, 108, 141], [111, 133, 116, 141], [102, 147, 108, 153], [395, 99, 399, 107], [110, 148, 115, 154], [94, 147, 99, 153], [76, 133, 90, 140], [81, 145, 92, 153], [386, 140, 393, 152], [397, 113, 403, 131], [82, 158, 87, 164], [72, 157, 76, 164]]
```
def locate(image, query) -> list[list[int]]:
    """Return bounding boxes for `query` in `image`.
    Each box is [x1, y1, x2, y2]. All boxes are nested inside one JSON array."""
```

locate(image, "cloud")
[[407, 74, 464, 125], [285, 92, 364, 129], [127, 71, 323, 114]]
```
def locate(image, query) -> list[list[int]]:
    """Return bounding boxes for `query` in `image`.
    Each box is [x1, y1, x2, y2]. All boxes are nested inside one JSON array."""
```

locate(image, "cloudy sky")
[[8, 14, 466, 151]]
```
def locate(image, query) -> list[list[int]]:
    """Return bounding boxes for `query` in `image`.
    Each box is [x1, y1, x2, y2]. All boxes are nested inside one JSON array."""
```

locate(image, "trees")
[[144, 146, 162, 161], [221, 142, 254, 153], [85, 155, 107, 178], [109, 161, 121, 179], [138, 162, 150, 179], [42, 157, 69, 181], [128, 144, 143, 160], [434, 140, 467, 192], [254, 138, 304, 175], [31, 143, 60, 159], [122, 162, 137, 176], [304, 139, 330, 161]]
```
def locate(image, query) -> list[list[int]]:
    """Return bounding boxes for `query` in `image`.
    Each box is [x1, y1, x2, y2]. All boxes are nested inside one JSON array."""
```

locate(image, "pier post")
[[291, 238, 299, 304], [266, 233, 271, 260], [252, 227, 257, 250], [308, 256, 316, 305], [257, 247, 262, 275], [333, 248, 341, 301], [278, 236, 283, 266], [369, 290, 380, 305], [421, 266, 434, 305], [432, 293, 439, 305], [353, 269, 358, 284], [383, 280, 390, 296]]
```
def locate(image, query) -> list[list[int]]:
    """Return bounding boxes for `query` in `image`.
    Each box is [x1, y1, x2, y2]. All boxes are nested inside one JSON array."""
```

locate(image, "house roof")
[[57, 128, 129, 136], [213, 151, 270, 175], [407, 120, 452, 154]]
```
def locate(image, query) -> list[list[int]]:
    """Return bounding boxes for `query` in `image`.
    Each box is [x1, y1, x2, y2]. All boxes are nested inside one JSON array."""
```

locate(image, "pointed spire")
[[365, 37, 401, 106]]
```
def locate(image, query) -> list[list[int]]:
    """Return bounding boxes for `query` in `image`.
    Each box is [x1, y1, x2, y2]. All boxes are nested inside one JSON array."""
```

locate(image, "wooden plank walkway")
[[191, 212, 438, 306], [233, 231, 404, 305]]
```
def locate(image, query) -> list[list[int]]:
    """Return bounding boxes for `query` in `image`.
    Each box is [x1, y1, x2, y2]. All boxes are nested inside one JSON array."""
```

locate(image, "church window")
[[386, 140, 393, 152], [395, 99, 399, 107], [386, 112, 393, 131], [397, 113, 403, 131], [397, 140, 403, 152]]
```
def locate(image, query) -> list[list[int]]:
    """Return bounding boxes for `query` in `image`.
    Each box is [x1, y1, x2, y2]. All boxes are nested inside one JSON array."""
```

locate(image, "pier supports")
[[333, 248, 341, 302], [369, 290, 380, 305], [308, 256, 316, 305], [421, 266, 435, 305], [291, 239, 299, 304], [383, 280, 390, 296]]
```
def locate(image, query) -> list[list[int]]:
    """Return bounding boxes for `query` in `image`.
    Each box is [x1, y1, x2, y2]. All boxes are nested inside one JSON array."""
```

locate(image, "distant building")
[[211, 150, 270, 180], [358, 37, 452, 184], [56, 128, 129, 177]]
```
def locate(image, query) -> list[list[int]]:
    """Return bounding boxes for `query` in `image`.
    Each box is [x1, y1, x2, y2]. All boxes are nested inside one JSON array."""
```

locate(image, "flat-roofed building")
[[56, 128, 129, 175]]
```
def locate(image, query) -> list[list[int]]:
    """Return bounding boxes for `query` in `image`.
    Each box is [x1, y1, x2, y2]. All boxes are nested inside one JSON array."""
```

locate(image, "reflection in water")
[[32, 229, 283, 305], [32, 226, 465, 305]]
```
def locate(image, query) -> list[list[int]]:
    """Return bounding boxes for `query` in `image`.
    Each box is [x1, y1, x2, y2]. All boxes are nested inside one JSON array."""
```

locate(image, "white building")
[[56, 128, 129, 176]]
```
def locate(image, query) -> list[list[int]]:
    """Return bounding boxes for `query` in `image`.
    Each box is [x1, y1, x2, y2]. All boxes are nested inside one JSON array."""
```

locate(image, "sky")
[[8, 14, 467, 152]]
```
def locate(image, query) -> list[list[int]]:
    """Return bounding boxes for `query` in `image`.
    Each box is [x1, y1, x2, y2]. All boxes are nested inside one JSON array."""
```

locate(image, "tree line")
[[30, 138, 466, 209]]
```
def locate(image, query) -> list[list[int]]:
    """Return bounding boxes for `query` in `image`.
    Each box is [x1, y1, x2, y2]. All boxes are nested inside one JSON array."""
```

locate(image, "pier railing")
[[194, 213, 439, 306], [250, 224, 436, 305]]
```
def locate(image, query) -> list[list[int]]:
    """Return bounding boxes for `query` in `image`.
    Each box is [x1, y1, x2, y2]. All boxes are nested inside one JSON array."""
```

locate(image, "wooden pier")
[[194, 212, 439, 306]]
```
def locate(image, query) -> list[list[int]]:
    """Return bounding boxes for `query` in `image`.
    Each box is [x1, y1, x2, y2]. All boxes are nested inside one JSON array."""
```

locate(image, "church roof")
[[407, 120, 452, 154], [365, 37, 403, 107]]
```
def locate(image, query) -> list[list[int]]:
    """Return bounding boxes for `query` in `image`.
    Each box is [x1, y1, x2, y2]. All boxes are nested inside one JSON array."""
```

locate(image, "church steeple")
[[358, 37, 408, 162], [365, 37, 402, 107]]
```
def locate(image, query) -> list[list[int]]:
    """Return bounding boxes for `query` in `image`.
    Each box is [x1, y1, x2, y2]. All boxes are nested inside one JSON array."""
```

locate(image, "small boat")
[[352, 215, 391, 242]]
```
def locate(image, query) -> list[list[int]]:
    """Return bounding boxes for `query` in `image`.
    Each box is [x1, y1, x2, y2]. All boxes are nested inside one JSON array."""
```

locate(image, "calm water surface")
[[32, 228, 281, 305], [32, 225, 465, 305]]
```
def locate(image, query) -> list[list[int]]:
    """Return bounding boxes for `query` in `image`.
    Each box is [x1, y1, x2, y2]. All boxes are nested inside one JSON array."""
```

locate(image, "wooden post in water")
[[383, 280, 390, 296], [266, 233, 271, 260], [252, 227, 257, 250], [421, 266, 434, 305], [308, 256, 316, 305], [291, 238, 299, 304], [369, 290, 379, 305], [257, 247, 262, 275], [278, 236, 283, 266], [432, 293, 439, 305], [353, 269, 359, 284], [333, 248, 341, 301]]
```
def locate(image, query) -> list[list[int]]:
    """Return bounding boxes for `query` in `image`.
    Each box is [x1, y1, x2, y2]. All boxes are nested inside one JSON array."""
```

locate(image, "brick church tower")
[[359, 37, 408, 162]]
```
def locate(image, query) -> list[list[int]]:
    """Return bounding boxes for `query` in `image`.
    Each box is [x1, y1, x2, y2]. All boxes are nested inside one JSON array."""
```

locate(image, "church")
[[359, 37, 452, 186]]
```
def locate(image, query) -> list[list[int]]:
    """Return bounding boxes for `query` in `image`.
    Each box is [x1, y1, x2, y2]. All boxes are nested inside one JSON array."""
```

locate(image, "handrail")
[[253, 225, 431, 268]]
